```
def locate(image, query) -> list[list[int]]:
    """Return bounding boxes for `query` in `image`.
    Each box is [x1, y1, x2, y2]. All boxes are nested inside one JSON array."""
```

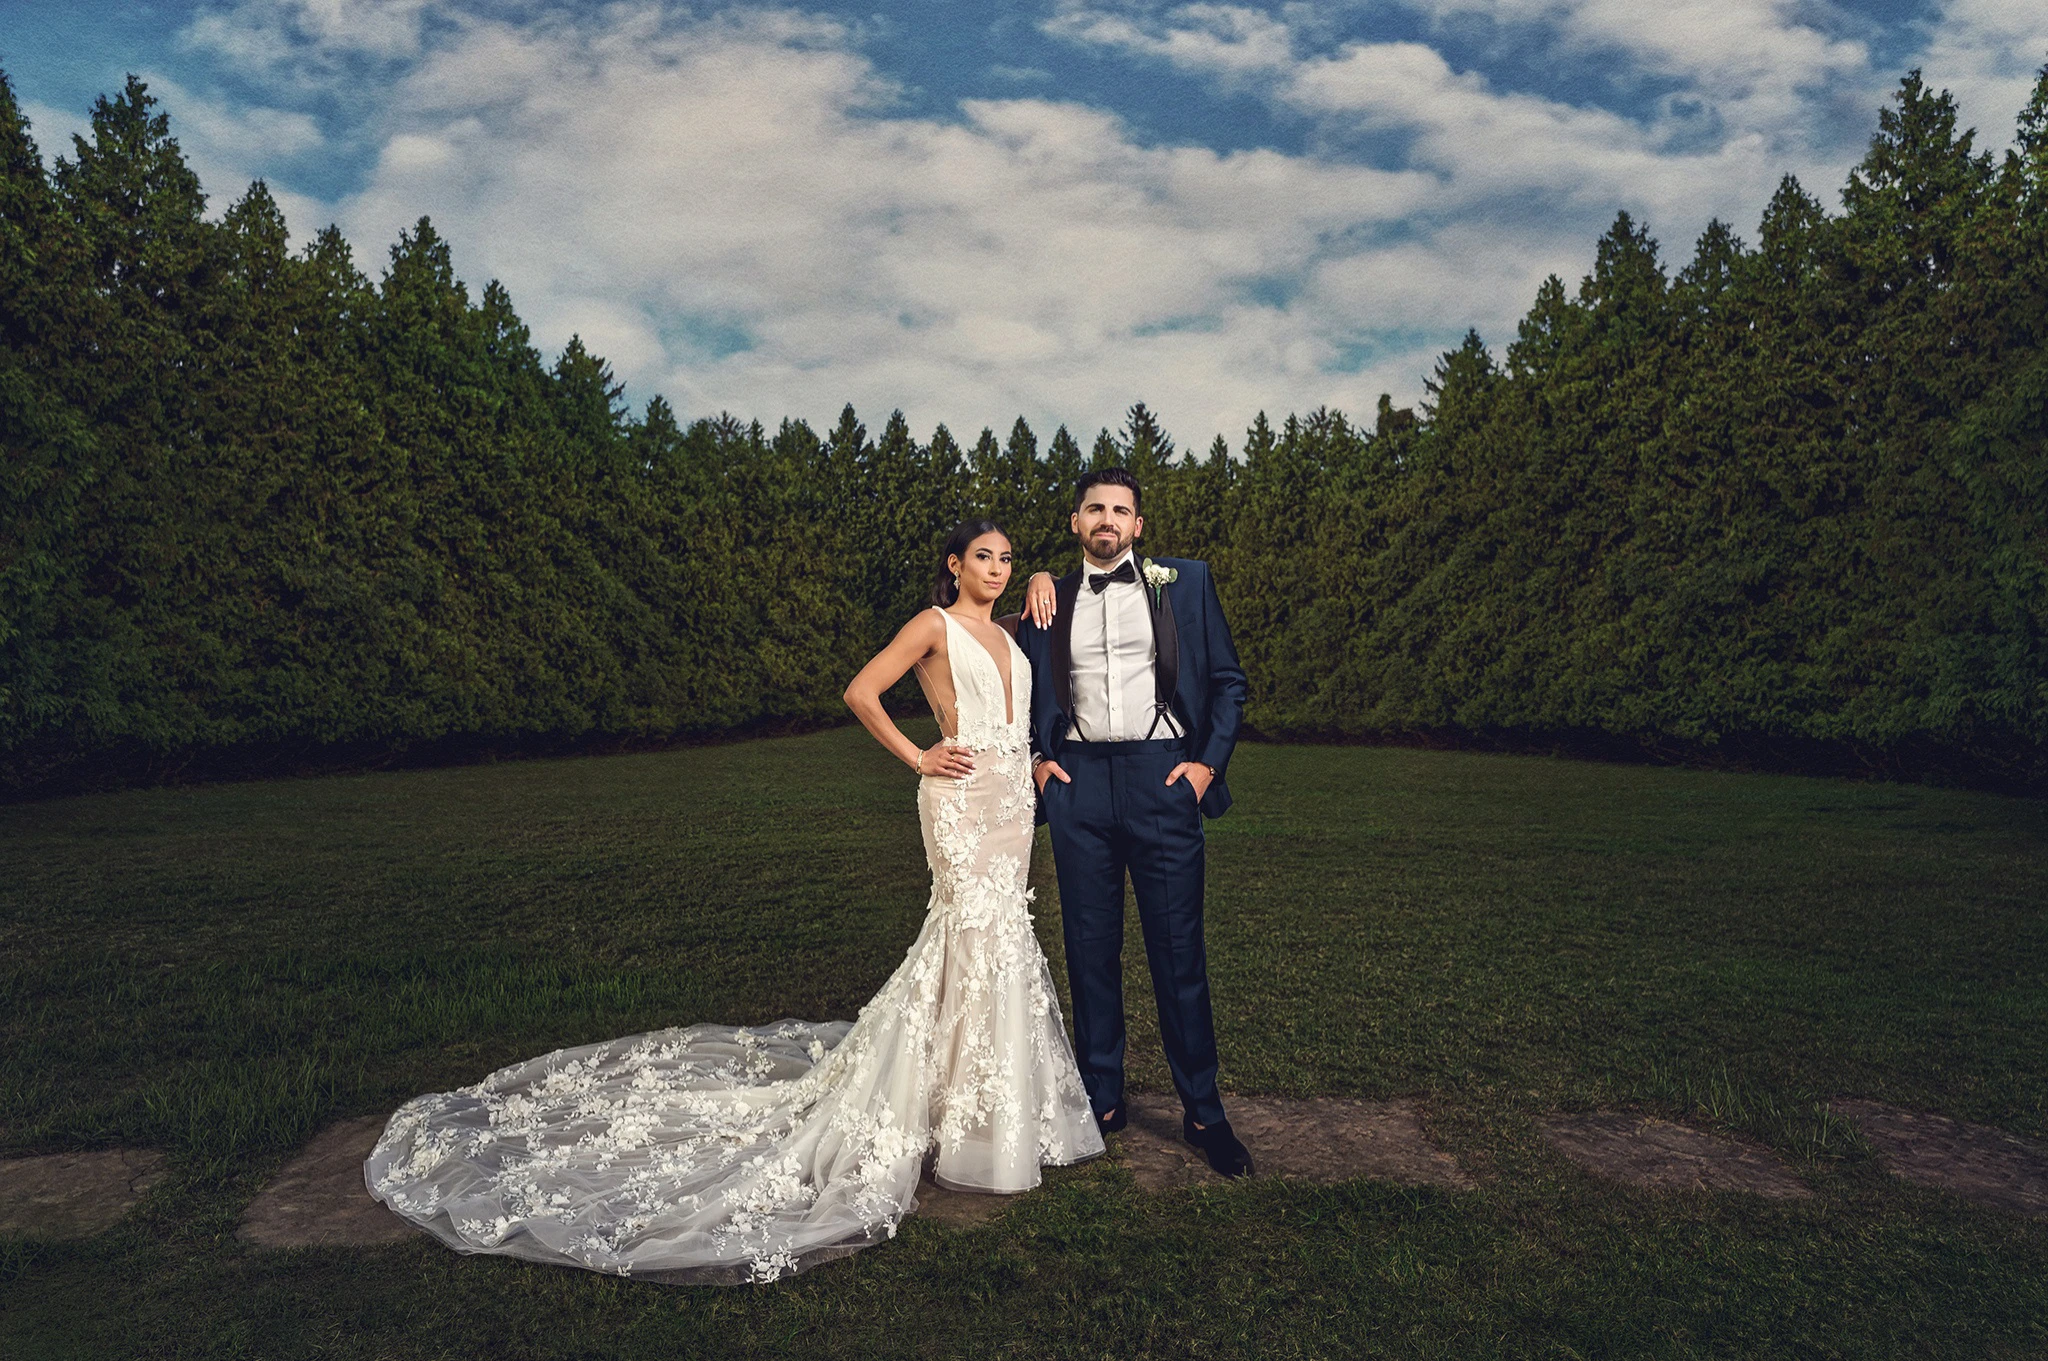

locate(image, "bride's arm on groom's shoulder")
[[992, 573, 1058, 639], [842, 612, 975, 780], [1021, 571, 1058, 630]]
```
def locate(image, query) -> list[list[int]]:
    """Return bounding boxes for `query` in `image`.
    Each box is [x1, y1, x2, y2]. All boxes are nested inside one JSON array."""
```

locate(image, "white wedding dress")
[[366, 606, 1103, 1283]]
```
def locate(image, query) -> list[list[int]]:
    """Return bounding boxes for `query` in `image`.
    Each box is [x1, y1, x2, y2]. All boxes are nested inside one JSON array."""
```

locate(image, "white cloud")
[[1031, 1, 1886, 409], [1399, 0, 1871, 128], [1048, 2, 1881, 231], [236, 3, 1458, 439], [1917, 0, 2048, 153], [144, 74, 332, 232], [155, 0, 2048, 446], [25, 81, 330, 234], [1044, 2, 1295, 80], [1390, 0, 2047, 157], [19, 99, 92, 162], [147, 75, 325, 162], [183, 0, 436, 69], [1277, 38, 1810, 233]]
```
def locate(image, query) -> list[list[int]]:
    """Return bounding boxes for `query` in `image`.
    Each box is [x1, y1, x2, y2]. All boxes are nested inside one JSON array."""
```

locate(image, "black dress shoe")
[[1096, 1106, 1127, 1135], [1183, 1116, 1253, 1178]]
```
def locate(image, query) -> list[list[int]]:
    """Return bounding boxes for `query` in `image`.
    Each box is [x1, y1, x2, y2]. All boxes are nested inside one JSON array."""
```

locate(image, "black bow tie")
[[1088, 560, 1138, 594]]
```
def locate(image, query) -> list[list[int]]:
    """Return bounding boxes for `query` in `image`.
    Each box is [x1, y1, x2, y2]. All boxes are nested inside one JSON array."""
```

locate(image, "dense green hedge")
[[3, 68, 2045, 796]]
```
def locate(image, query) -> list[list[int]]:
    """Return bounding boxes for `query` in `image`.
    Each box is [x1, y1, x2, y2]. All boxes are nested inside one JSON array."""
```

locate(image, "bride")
[[365, 520, 1103, 1284]]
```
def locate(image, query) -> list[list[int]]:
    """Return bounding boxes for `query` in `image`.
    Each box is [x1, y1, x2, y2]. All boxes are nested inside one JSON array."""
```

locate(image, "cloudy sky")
[[2, 1, 2043, 444]]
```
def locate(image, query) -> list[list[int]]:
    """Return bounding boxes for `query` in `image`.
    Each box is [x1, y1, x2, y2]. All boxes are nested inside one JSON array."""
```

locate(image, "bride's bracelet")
[[914, 749, 925, 775]]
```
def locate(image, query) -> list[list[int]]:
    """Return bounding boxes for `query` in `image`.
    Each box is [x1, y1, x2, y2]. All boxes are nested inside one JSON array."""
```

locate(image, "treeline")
[[3, 68, 2046, 796]]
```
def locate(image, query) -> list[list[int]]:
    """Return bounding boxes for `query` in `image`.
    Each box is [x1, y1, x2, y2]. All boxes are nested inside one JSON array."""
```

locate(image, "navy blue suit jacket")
[[1017, 556, 1247, 822]]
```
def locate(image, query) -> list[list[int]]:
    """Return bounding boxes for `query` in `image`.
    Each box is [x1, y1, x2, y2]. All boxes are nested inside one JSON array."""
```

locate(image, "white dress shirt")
[[1069, 549, 1184, 742]]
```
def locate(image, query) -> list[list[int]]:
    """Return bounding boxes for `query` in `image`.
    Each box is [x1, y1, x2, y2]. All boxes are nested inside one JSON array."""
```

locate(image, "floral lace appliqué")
[[365, 608, 1103, 1284]]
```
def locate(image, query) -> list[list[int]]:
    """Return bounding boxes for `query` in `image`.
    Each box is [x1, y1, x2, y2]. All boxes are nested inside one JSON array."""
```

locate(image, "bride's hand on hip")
[[918, 742, 975, 779], [1025, 572, 1057, 628]]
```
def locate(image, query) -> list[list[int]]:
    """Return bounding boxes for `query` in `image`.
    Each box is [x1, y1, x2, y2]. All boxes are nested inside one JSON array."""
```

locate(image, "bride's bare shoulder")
[[897, 606, 947, 652]]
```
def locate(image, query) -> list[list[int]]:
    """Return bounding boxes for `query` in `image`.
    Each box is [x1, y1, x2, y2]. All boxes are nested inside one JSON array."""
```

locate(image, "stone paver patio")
[[237, 1115, 416, 1248], [1116, 1091, 1474, 1192], [0, 1148, 167, 1239], [1830, 1098, 2048, 1219], [1540, 1112, 1813, 1199], [24, 1095, 2048, 1253]]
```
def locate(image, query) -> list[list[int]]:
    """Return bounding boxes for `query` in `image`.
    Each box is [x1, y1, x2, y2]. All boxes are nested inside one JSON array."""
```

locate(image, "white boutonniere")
[[1140, 558, 1177, 592]]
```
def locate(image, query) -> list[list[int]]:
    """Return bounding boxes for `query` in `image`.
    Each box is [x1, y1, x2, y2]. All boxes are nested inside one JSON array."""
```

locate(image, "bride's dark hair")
[[931, 519, 1009, 608]]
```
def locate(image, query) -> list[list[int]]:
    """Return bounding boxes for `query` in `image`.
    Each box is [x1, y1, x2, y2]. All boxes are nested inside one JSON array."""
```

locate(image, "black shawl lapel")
[[1145, 559, 1181, 716], [1051, 568, 1081, 717]]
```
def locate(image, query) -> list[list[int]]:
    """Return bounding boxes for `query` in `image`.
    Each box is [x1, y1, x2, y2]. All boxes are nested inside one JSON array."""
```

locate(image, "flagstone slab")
[[239, 1115, 415, 1248], [910, 1177, 1010, 1229], [1540, 1112, 1812, 1200], [0, 1148, 167, 1239], [1115, 1092, 1472, 1192], [1830, 1098, 2048, 1219]]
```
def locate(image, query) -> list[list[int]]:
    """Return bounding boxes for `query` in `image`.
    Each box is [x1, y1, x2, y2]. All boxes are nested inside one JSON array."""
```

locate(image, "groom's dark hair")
[[1075, 467, 1142, 514]]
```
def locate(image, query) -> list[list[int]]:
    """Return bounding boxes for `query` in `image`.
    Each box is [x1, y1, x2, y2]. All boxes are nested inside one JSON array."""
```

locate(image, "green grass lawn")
[[2, 728, 2045, 1358]]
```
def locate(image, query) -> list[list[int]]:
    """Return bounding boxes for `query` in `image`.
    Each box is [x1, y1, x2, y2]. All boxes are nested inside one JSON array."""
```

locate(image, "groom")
[[1016, 468, 1253, 1178]]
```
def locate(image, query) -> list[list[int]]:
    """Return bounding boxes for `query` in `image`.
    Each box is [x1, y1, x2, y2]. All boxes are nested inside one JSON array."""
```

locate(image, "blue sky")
[[2, 0, 2043, 442]]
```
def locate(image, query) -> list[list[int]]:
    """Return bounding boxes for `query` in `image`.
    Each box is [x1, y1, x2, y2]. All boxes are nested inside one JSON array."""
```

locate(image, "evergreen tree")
[[1044, 424, 1085, 560], [1119, 402, 1175, 476], [1088, 427, 1120, 471], [551, 335, 628, 461], [0, 71, 109, 783], [6, 63, 2048, 796], [47, 75, 220, 759]]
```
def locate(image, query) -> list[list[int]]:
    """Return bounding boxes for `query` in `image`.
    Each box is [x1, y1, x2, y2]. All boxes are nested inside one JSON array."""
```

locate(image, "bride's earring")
[[953, 573, 961, 589]]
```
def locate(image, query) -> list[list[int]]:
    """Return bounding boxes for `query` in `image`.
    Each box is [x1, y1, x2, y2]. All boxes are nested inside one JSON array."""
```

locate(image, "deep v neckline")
[[941, 607, 1016, 726]]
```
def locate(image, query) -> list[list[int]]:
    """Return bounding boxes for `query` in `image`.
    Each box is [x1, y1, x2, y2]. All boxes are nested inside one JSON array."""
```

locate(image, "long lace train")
[[365, 606, 1102, 1282]]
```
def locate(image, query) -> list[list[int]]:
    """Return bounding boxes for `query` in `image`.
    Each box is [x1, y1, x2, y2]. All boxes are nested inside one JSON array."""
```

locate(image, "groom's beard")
[[1083, 528, 1131, 565]]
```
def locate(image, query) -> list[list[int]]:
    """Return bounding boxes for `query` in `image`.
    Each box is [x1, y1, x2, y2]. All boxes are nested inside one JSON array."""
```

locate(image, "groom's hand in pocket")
[[1034, 760, 1070, 794], [1166, 762, 1213, 801]]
